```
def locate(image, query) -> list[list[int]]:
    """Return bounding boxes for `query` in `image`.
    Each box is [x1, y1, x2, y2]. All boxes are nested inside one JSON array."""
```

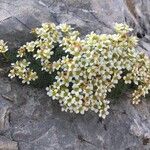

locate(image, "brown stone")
[[0, 136, 18, 150]]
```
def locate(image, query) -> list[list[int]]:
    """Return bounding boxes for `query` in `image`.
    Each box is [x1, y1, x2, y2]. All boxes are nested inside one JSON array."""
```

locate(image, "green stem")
[[2, 52, 9, 62]]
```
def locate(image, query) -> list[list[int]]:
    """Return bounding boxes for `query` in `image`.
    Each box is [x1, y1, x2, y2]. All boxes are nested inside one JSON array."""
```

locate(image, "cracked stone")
[[130, 119, 150, 139], [0, 106, 10, 131], [0, 78, 12, 132], [0, 96, 11, 131], [0, 78, 11, 94], [0, 17, 34, 50]]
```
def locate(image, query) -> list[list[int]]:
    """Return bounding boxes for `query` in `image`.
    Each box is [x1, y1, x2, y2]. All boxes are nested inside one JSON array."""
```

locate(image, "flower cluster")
[[9, 22, 150, 118], [8, 59, 38, 84], [0, 40, 8, 54]]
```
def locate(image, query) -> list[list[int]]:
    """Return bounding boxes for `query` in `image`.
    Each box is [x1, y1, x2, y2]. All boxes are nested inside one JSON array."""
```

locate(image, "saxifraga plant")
[[0, 22, 149, 119]]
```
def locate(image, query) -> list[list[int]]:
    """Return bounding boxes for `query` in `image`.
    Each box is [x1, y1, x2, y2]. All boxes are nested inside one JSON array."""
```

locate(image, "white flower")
[[0, 40, 8, 53]]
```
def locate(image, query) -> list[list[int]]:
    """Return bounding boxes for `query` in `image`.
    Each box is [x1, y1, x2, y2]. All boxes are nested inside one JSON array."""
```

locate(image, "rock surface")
[[0, 0, 150, 150], [0, 136, 18, 150]]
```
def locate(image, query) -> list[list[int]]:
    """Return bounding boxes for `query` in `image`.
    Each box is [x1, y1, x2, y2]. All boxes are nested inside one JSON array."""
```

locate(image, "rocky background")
[[0, 0, 150, 150]]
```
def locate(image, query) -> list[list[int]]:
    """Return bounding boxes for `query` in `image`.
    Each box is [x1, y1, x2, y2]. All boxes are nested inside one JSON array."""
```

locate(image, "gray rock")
[[8, 83, 150, 150], [0, 0, 150, 150], [0, 96, 11, 131], [0, 136, 18, 150], [0, 17, 34, 50], [0, 103, 9, 130], [130, 119, 150, 139]]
